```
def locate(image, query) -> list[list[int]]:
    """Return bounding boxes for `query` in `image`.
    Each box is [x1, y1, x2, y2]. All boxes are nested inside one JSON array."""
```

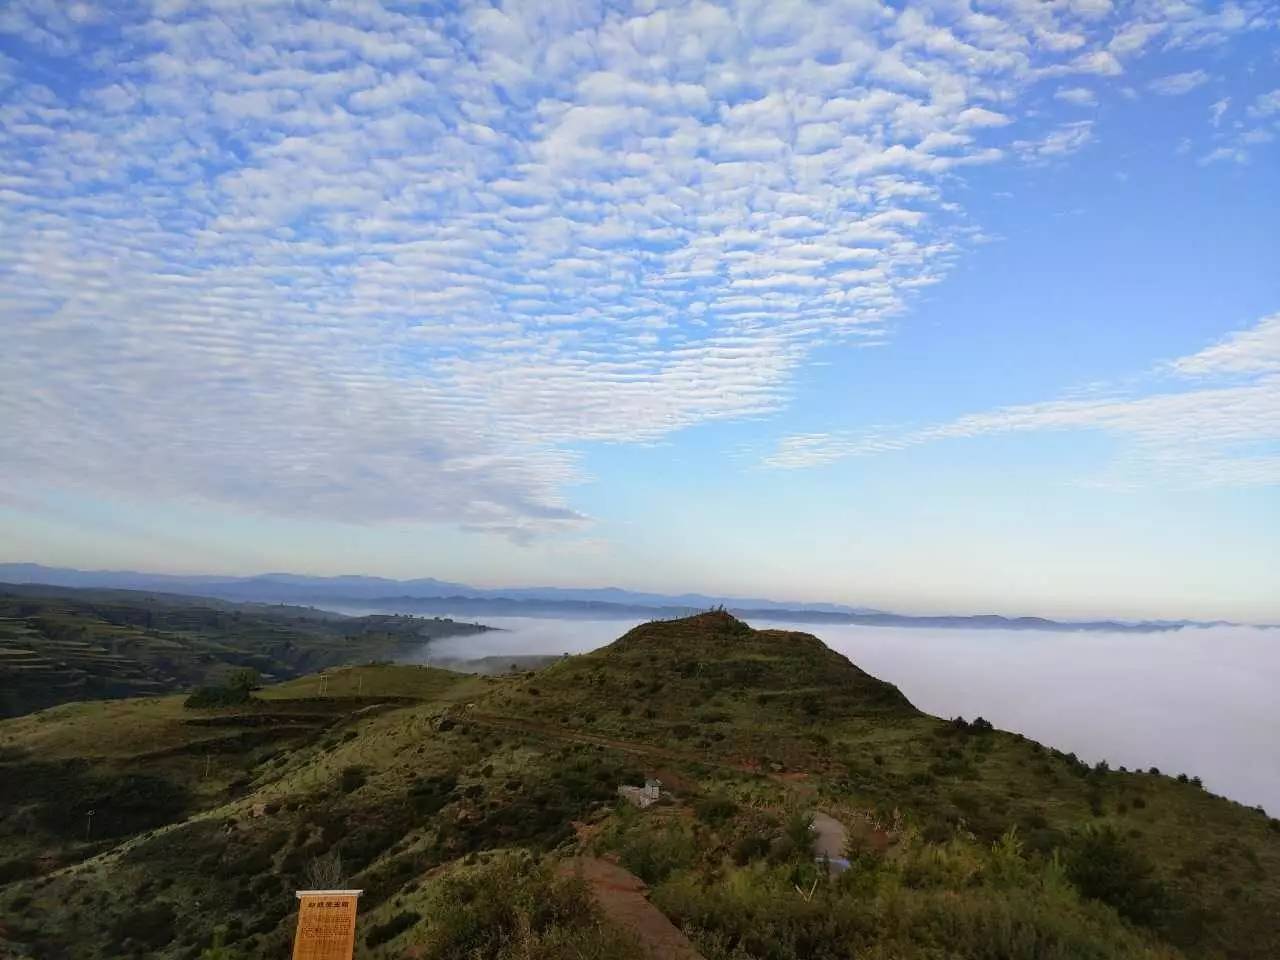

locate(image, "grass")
[[260, 663, 484, 702], [1, 611, 1277, 960], [0, 584, 491, 718]]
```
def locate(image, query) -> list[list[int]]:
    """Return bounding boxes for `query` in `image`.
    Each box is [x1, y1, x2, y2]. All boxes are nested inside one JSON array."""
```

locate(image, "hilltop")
[[1, 613, 1277, 960]]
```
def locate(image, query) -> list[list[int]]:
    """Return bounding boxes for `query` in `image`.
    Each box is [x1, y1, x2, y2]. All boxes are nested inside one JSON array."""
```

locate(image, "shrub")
[[185, 676, 254, 709], [694, 796, 739, 825], [340, 766, 368, 793], [733, 835, 771, 865], [112, 902, 177, 951], [1063, 826, 1168, 927], [411, 856, 643, 960], [0, 858, 38, 885], [784, 812, 815, 850], [38, 771, 189, 839], [365, 910, 420, 947], [601, 815, 696, 884]]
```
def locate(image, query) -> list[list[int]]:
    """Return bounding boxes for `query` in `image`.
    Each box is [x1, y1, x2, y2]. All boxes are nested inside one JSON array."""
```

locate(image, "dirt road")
[[558, 857, 704, 960], [812, 811, 848, 863]]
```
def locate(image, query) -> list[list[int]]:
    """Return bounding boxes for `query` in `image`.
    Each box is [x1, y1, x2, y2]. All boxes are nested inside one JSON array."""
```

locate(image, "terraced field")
[[0, 584, 493, 718]]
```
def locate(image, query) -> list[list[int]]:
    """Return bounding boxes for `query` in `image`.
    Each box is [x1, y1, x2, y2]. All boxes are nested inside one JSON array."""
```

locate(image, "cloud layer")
[[767, 313, 1280, 485], [1, 0, 1273, 536]]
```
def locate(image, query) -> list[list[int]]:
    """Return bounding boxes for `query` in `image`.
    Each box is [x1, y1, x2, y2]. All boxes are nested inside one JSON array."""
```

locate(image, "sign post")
[[291, 890, 362, 960]]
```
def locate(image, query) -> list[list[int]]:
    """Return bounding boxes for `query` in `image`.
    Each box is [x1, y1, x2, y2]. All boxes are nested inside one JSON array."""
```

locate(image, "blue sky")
[[1, 0, 1277, 621]]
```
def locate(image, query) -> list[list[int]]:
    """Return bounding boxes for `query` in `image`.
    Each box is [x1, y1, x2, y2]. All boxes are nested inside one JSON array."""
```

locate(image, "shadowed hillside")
[[0, 584, 490, 718], [1, 613, 1277, 960]]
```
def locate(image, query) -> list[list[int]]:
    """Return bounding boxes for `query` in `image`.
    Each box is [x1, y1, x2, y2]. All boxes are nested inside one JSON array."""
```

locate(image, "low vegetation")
[[0, 609, 1275, 959], [0, 583, 490, 718]]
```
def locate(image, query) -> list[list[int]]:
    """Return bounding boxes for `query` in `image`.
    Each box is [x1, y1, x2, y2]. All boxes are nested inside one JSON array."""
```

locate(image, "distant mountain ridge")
[[0, 562, 1253, 633], [0, 563, 881, 613]]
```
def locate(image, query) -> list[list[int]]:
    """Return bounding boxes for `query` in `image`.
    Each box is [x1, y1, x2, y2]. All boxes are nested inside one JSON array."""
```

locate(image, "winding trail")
[[558, 857, 704, 960]]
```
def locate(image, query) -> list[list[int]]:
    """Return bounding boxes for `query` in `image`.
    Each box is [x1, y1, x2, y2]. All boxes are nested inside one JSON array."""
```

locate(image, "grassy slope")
[[1, 615, 1277, 960], [0, 585, 489, 718]]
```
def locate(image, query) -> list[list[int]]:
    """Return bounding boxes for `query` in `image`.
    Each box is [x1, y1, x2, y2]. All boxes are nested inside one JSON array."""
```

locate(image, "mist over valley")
[[402, 613, 1280, 813]]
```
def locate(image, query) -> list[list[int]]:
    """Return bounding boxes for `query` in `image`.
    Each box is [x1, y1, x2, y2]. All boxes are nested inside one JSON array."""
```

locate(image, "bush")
[[37, 771, 189, 839], [409, 773, 457, 815], [0, 858, 38, 885], [340, 765, 368, 793], [694, 796, 739, 825], [185, 673, 256, 708], [602, 815, 696, 885], [1063, 826, 1168, 927], [412, 856, 643, 960], [365, 910, 420, 947], [784, 811, 815, 849], [733, 835, 772, 865], [111, 902, 177, 951]]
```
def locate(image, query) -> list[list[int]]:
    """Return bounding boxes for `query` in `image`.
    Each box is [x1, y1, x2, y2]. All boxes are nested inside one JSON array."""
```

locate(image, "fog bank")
[[759, 620, 1280, 814], [394, 612, 1279, 813], [410, 615, 645, 662]]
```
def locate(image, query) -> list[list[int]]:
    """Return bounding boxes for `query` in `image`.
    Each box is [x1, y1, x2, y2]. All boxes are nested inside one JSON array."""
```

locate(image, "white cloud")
[[1149, 69, 1211, 96], [1250, 89, 1280, 117], [0, 0, 1269, 538], [767, 314, 1280, 488], [1013, 120, 1095, 160], [1054, 86, 1098, 106], [1198, 145, 1248, 165], [1172, 314, 1280, 375]]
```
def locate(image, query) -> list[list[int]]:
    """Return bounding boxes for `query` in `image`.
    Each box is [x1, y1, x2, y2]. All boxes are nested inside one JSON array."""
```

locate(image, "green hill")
[[1, 612, 1276, 960], [0, 584, 490, 718]]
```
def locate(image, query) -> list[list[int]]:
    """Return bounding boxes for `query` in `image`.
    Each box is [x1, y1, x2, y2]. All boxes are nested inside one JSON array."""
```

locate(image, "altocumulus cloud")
[[0, 0, 1273, 538]]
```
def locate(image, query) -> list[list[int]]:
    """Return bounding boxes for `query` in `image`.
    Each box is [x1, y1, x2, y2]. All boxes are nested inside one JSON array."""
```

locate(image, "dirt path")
[[559, 857, 704, 960], [812, 811, 847, 861]]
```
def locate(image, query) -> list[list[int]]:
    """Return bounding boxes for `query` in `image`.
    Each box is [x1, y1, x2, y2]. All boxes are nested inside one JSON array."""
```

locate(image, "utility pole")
[[204, 753, 212, 779], [85, 809, 95, 841]]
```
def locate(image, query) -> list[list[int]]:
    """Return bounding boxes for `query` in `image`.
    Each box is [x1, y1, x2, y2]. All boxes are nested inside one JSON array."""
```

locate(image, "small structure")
[[617, 777, 663, 808], [291, 889, 362, 960]]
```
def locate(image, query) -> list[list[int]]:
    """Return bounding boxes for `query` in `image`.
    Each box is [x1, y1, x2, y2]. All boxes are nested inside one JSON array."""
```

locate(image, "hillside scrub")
[[651, 828, 1180, 960], [2, 612, 1277, 960], [405, 855, 645, 960]]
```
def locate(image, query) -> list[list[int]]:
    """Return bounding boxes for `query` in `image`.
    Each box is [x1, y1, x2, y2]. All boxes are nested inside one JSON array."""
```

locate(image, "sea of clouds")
[[414, 615, 1280, 812]]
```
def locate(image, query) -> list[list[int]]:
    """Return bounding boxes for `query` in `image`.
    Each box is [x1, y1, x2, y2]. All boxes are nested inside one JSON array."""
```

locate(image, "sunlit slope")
[[0, 616, 1276, 960], [480, 610, 916, 771]]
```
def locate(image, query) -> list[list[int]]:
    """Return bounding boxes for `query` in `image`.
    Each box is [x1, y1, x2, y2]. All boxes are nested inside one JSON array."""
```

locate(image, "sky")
[[1, 0, 1277, 622]]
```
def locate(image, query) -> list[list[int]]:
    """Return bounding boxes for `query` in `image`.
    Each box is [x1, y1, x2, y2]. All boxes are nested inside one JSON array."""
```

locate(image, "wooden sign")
[[291, 890, 362, 960]]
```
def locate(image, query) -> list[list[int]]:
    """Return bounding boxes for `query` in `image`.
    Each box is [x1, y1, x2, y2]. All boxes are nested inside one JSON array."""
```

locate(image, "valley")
[[0, 584, 489, 719]]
